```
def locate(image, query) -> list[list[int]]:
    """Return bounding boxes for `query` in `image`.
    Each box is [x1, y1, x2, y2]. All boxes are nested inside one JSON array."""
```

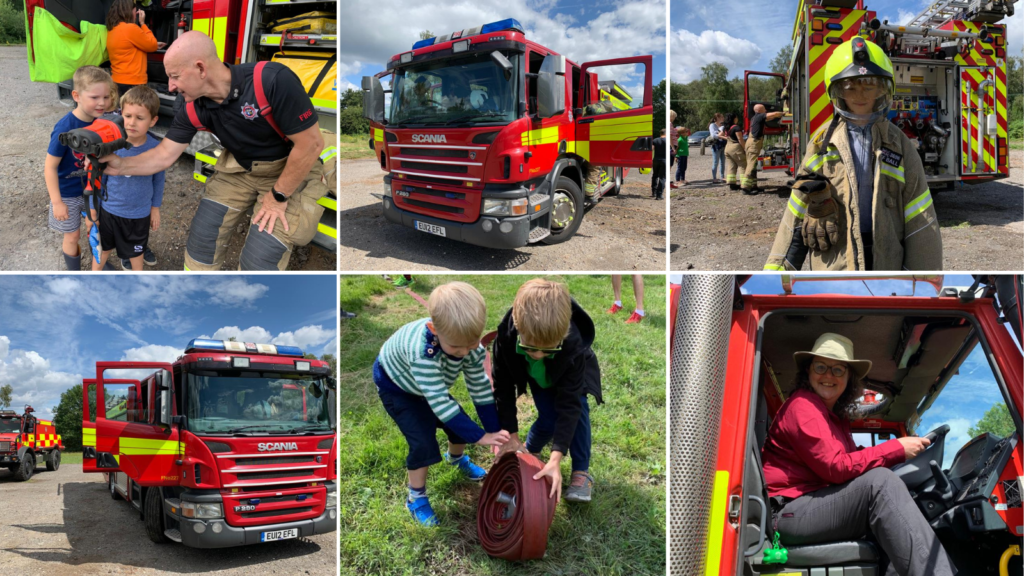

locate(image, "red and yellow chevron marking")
[[806, 9, 867, 137], [945, 22, 1008, 176]]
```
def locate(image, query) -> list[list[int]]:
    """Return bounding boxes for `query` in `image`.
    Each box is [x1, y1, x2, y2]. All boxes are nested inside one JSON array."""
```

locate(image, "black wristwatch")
[[271, 187, 289, 203]]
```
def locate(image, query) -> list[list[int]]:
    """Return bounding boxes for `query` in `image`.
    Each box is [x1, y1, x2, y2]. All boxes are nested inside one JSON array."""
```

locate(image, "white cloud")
[[208, 326, 275, 343], [272, 325, 335, 349], [671, 29, 761, 83], [0, 335, 8, 361], [120, 345, 183, 363], [202, 325, 336, 354], [207, 278, 270, 307], [0, 336, 82, 419], [322, 336, 338, 357]]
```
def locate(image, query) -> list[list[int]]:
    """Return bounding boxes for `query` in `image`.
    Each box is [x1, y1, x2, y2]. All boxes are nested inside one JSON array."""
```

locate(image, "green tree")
[[651, 78, 666, 137], [52, 385, 84, 452], [419, 30, 433, 40], [320, 353, 337, 378], [697, 62, 735, 130], [967, 402, 1015, 438], [0, 384, 11, 409], [340, 88, 362, 111], [340, 106, 370, 135], [770, 43, 794, 75], [1007, 54, 1022, 139]]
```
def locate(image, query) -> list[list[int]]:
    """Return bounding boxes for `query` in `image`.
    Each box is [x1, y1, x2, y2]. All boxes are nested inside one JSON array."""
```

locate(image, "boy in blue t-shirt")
[[90, 86, 165, 271], [45, 66, 116, 270]]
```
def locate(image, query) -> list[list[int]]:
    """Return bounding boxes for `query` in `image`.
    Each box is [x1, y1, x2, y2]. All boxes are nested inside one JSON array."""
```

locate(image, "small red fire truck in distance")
[[0, 406, 64, 481], [362, 18, 654, 248], [81, 338, 337, 548]]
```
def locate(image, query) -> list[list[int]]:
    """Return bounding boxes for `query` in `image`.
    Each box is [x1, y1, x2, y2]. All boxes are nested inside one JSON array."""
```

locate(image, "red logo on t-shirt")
[[299, 109, 313, 122], [241, 103, 260, 120]]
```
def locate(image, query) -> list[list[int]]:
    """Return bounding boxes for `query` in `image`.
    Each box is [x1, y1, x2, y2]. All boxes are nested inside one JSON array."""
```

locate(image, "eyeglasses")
[[517, 336, 561, 355], [812, 361, 848, 378]]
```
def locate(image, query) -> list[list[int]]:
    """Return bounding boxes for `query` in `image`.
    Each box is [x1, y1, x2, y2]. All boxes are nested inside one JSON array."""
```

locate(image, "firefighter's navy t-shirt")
[[749, 112, 767, 140], [165, 62, 318, 170]]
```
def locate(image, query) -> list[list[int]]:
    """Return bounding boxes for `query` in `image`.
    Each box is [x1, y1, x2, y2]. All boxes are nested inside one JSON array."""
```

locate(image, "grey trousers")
[[776, 467, 957, 576]]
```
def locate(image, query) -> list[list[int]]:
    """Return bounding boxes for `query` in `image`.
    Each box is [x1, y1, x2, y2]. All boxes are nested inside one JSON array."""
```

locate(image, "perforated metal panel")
[[669, 275, 735, 575]]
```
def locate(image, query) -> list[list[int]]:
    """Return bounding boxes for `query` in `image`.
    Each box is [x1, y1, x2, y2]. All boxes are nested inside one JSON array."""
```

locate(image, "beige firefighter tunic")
[[765, 117, 942, 271]]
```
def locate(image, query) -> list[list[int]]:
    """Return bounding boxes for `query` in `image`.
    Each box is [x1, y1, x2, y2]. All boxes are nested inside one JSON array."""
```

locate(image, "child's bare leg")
[[93, 249, 112, 271], [62, 230, 80, 256], [632, 275, 645, 311], [447, 442, 466, 457], [129, 254, 144, 271], [408, 467, 428, 491]]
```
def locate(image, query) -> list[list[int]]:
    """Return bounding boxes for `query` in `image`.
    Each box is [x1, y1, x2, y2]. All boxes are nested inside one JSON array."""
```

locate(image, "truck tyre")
[[542, 176, 584, 245], [605, 167, 623, 197], [46, 449, 60, 471], [144, 488, 170, 544], [109, 474, 122, 500], [13, 454, 34, 481]]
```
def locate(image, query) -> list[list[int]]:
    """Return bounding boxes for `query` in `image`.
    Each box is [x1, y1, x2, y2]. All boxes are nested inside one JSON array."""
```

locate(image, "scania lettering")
[[362, 18, 655, 248], [81, 338, 338, 548]]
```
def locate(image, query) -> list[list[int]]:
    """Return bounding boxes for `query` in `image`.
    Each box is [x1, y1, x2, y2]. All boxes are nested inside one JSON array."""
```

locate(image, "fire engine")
[[745, 0, 1013, 188], [669, 275, 1023, 576], [0, 406, 64, 481], [81, 338, 337, 548], [361, 18, 654, 248], [22, 0, 339, 253]]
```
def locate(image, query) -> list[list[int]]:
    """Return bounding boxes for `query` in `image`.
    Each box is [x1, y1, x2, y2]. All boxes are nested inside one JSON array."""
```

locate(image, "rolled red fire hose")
[[477, 452, 557, 560]]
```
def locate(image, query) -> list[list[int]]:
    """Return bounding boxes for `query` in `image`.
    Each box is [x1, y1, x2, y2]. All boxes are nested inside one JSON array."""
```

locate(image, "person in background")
[[709, 113, 726, 183], [607, 275, 645, 324], [106, 0, 166, 97], [723, 113, 747, 191], [652, 129, 666, 200], [675, 127, 690, 186]]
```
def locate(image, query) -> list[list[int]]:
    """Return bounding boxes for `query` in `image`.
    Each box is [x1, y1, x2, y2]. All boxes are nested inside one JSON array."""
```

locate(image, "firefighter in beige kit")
[[765, 36, 942, 271]]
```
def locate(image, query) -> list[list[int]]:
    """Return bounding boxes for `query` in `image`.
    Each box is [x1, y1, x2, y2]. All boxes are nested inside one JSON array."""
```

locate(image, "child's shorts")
[[48, 196, 84, 233], [373, 357, 470, 470], [98, 206, 150, 259]]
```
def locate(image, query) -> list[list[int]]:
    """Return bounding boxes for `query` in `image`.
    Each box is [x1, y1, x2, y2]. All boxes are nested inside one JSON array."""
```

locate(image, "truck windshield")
[[390, 50, 519, 126], [185, 370, 334, 435], [0, 418, 19, 433]]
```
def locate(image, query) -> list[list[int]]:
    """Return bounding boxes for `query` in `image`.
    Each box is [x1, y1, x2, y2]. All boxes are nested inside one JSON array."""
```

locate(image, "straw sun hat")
[[793, 332, 872, 380]]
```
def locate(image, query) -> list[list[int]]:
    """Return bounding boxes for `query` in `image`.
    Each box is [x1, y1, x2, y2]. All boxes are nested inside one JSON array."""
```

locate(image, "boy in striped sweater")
[[373, 281, 510, 526]]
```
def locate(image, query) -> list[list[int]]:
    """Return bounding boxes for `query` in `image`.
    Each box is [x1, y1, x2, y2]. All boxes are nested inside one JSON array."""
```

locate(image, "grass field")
[[339, 275, 666, 576], [340, 133, 377, 160], [59, 451, 82, 464]]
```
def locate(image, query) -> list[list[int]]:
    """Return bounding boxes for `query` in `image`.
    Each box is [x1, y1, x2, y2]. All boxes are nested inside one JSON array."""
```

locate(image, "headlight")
[[181, 501, 223, 519], [326, 491, 337, 509], [383, 182, 392, 197], [482, 198, 527, 216]]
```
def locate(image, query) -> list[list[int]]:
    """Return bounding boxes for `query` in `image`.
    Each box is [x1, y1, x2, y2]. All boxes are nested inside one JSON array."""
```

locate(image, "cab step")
[[527, 226, 551, 243], [163, 528, 182, 543]]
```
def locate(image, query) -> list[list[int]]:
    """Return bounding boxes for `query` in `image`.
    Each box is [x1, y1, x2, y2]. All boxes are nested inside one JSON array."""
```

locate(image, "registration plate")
[[260, 528, 298, 542], [414, 221, 446, 237]]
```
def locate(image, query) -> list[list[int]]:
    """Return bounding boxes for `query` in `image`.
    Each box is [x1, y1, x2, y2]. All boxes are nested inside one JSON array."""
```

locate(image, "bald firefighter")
[[765, 36, 942, 271], [99, 31, 336, 270]]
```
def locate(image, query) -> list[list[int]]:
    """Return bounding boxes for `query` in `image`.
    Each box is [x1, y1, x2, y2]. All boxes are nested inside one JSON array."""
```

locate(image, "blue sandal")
[[445, 452, 487, 481], [406, 496, 439, 527]]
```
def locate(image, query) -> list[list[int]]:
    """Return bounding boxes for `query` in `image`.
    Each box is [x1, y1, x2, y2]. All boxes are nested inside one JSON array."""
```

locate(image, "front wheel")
[[109, 474, 121, 500], [13, 455, 33, 481], [144, 488, 170, 544], [542, 176, 584, 245], [46, 449, 60, 471]]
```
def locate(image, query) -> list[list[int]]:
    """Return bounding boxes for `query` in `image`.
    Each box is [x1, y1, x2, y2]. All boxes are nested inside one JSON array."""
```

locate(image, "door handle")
[[578, 118, 595, 124], [631, 136, 653, 151]]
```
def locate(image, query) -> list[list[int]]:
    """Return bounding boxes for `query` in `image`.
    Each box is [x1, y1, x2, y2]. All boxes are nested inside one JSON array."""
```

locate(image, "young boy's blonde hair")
[[512, 278, 571, 347], [73, 66, 114, 94], [427, 282, 487, 344], [121, 85, 160, 117]]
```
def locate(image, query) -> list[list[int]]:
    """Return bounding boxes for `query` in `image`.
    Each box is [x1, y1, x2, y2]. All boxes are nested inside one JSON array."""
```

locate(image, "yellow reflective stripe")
[[879, 164, 905, 183], [118, 437, 182, 456], [703, 470, 730, 575], [589, 113, 653, 127], [373, 128, 384, 143], [194, 173, 207, 183], [192, 17, 228, 61], [904, 189, 933, 222], [764, 263, 786, 271], [521, 126, 560, 146], [319, 147, 338, 163], [589, 115, 653, 141], [195, 152, 217, 165], [317, 196, 337, 211], [311, 97, 336, 110], [317, 222, 337, 239], [788, 191, 807, 218], [83, 428, 96, 447]]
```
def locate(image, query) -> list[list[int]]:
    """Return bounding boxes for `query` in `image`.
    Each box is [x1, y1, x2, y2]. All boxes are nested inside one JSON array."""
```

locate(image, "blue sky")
[[739, 274, 1019, 468], [670, 0, 1022, 83], [338, 0, 667, 98], [0, 275, 337, 420]]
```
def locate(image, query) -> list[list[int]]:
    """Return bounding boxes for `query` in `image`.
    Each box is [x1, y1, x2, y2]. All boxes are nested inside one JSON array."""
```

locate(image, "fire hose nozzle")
[[496, 491, 517, 519]]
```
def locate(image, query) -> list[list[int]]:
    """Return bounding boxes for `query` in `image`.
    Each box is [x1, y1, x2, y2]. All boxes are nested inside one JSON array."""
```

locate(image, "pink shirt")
[[762, 388, 905, 498]]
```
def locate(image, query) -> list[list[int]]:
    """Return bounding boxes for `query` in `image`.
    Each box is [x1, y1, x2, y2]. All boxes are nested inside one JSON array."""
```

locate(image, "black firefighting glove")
[[794, 173, 840, 252]]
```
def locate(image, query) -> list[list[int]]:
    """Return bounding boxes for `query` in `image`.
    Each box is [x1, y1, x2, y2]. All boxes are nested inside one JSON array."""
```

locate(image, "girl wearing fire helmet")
[[765, 36, 942, 271]]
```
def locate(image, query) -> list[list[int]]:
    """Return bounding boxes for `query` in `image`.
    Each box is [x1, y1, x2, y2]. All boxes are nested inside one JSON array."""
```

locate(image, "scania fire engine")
[[745, 0, 1013, 188], [669, 275, 1023, 576], [81, 338, 337, 548], [0, 406, 64, 481], [361, 18, 654, 248]]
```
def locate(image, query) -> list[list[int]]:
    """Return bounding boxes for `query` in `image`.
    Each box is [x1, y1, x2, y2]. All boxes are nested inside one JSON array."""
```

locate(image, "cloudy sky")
[[338, 0, 667, 99], [670, 0, 1022, 83], [0, 275, 337, 420], [742, 274, 1018, 468]]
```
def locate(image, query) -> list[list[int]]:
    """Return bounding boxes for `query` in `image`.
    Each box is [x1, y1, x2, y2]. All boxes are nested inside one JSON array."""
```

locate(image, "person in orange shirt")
[[105, 0, 166, 96]]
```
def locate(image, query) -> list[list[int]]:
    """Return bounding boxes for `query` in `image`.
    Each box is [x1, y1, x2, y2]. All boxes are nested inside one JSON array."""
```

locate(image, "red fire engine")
[[0, 406, 65, 481], [744, 0, 1013, 188], [670, 275, 1023, 575], [81, 338, 337, 548], [362, 18, 654, 248]]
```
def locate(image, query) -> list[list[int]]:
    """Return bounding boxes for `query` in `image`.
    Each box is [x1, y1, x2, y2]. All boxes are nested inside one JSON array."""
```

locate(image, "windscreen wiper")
[[225, 424, 282, 435], [442, 111, 505, 125]]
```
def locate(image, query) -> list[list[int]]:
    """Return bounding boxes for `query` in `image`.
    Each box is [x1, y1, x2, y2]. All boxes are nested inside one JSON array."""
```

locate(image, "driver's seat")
[[745, 391, 881, 575]]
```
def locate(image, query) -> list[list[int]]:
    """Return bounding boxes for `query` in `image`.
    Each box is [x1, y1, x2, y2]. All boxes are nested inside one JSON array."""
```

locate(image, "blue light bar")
[[276, 345, 305, 357], [186, 338, 225, 352], [411, 18, 524, 50]]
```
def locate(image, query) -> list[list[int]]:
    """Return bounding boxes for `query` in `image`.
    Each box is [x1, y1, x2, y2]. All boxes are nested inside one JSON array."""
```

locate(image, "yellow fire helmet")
[[824, 36, 894, 122]]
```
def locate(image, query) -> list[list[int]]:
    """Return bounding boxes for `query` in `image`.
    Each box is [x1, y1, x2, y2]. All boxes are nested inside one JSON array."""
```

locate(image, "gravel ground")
[[0, 463, 336, 575], [0, 46, 335, 271], [670, 147, 1023, 271], [338, 157, 667, 271]]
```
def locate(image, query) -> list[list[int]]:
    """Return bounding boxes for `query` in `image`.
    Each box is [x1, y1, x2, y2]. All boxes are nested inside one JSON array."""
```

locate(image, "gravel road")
[[0, 463, 336, 575], [670, 147, 1023, 271], [0, 46, 335, 271], [338, 157, 667, 271]]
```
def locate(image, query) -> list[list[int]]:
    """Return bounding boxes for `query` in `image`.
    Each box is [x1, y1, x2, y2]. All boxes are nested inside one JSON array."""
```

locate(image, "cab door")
[[743, 71, 787, 136], [87, 362, 181, 485], [576, 56, 653, 168], [362, 71, 393, 169]]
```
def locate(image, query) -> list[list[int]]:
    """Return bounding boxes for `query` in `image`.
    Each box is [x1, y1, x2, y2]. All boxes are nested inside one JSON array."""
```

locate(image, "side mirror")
[[490, 51, 513, 82], [361, 76, 386, 124], [326, 377, 337, 391], [537, 54, 565, 119], [158, 372, 172, 428]]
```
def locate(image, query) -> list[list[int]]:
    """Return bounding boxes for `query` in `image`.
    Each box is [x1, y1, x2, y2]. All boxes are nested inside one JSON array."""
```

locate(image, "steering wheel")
[[892, 424, 950, 488]]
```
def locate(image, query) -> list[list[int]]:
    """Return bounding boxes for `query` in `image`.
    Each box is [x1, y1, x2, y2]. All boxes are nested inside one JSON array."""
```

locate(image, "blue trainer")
[[406, 496, 438, 527], [445, 452, 487, 481]]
